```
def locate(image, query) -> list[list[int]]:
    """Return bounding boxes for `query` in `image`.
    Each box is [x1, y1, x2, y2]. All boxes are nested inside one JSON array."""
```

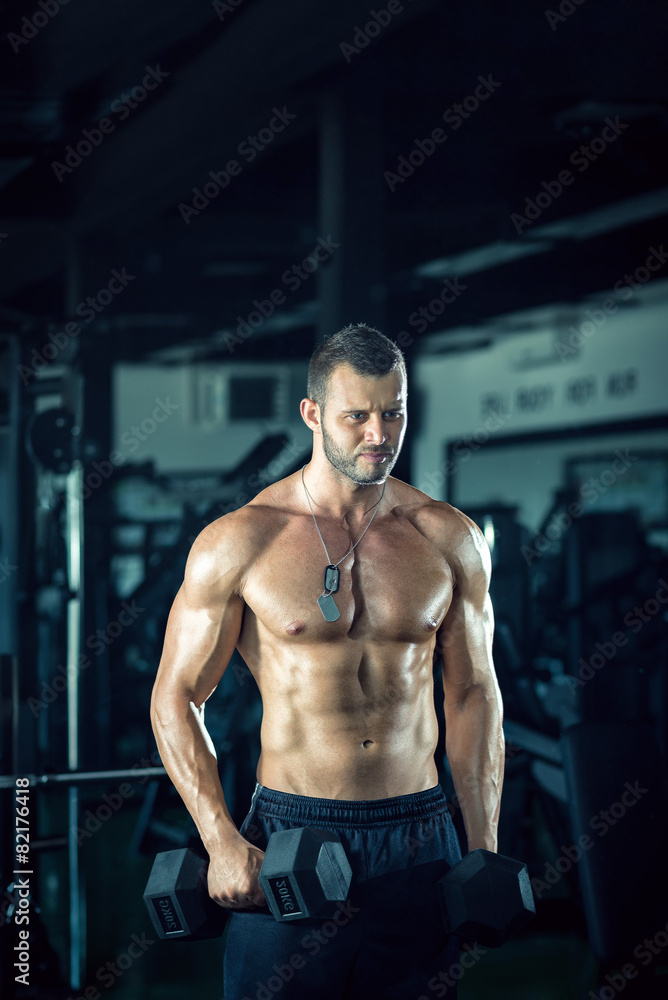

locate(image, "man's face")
[[318, 364, 407, 485]]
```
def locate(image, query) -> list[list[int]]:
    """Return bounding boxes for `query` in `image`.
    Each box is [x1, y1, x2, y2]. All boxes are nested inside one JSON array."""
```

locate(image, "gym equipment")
[[144, 847, 227, 940], [437, 848, 535, 948], [25, 406, 75, 474], [0, 767, 168, 790], [258, 827, 352, 921], [143, 826, 353, 940]]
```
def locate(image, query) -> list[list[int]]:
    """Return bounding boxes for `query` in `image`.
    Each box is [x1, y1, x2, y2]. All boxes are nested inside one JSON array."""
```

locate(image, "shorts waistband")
[[246, 783, 449, 828]]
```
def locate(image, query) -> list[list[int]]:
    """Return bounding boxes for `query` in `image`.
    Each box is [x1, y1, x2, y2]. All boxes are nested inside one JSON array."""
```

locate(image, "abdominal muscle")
[[248, 642, 441, 800]]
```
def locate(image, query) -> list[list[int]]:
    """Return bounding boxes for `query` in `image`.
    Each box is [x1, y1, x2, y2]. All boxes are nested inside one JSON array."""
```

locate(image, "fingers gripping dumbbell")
[[143, 827, 352, 940]]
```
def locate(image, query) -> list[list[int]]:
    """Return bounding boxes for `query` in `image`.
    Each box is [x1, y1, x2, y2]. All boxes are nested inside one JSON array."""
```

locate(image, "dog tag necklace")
[[301, 465, 386, 622]]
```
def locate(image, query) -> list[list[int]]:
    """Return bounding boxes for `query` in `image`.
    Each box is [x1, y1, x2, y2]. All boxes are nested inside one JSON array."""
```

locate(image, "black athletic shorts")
[[222, 782, 464, 1000]]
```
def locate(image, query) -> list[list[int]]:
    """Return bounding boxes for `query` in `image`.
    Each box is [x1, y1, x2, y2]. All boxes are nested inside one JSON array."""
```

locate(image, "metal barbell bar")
[[0, 766, 167, 790]]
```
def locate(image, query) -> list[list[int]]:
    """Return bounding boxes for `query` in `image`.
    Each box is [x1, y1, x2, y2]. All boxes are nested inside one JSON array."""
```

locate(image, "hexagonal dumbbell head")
[[258, 827, 352, 922], [437, 848, 535, 949], [143, 847, 227, 940]]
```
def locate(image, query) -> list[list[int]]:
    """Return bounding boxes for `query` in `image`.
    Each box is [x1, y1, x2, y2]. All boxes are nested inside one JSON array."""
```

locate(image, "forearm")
[[444, 687, 504, 852], [151, 691, 241, 855]]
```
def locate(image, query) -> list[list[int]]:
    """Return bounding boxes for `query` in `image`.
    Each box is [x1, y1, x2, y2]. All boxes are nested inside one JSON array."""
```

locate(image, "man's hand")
[[207, 835, 267, 910]]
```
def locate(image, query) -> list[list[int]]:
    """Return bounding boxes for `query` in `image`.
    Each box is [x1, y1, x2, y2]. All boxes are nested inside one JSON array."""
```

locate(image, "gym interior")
[[1, 1, 668, 998]]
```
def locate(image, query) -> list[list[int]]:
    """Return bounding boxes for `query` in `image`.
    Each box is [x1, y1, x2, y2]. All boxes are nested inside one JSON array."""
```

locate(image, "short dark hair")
[[307, 323, 406, 408]]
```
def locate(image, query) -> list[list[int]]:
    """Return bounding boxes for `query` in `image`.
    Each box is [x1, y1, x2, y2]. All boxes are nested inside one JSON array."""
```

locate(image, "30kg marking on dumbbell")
[[154, 895, 183, 936], [143, 826, 352, 940], [144, 830, 535, 948], [267, 877, 301, 918]]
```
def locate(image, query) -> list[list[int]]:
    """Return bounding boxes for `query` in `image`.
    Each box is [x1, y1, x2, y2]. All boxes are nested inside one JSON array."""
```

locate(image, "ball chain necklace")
[[301, 465, 386, 622]]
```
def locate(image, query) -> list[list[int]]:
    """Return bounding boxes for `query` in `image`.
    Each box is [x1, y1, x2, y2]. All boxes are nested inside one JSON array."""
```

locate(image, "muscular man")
[[150, 324, 504, 999]]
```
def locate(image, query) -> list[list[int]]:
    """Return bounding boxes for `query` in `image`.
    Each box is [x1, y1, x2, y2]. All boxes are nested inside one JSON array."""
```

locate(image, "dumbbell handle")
[[144, 826, 352, 940]]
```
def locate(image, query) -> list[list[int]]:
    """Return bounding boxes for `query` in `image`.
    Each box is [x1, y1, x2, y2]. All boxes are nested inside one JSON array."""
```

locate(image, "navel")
[[362, 739, 374, 749], [285, 620, 306, 635]]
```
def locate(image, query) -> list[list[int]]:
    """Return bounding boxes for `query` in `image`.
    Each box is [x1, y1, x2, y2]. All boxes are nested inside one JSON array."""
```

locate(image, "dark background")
[[1, 1, 668, 997]]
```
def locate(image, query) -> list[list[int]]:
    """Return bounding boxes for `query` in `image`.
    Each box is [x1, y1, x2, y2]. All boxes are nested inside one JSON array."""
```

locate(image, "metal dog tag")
[[317, 593, 340, 622], [324, 565, 340, 593]]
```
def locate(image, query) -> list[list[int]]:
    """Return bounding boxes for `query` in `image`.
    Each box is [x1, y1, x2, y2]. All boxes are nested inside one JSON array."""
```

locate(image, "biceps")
[[438, 591, 494, 691], [153, 585, 244, 706]]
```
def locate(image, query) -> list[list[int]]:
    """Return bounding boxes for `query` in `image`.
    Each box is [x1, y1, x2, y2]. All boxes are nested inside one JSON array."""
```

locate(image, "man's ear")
[[300, 397, 322, 434]]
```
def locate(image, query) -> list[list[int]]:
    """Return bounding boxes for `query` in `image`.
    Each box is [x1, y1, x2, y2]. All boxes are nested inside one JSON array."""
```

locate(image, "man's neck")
[[300, 458, 388, 524]]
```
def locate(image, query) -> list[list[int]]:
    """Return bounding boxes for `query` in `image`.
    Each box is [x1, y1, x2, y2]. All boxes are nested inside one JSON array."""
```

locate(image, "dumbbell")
[[143, 827, 352, 940], [437, 848, 536, 948]]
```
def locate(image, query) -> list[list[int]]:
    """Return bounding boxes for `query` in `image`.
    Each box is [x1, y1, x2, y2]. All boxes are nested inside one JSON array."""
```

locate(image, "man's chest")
[[240, 519, 454, 643]]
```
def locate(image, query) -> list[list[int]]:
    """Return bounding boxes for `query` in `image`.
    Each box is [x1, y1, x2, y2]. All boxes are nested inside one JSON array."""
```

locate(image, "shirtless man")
[[150, 324, 504, 999]]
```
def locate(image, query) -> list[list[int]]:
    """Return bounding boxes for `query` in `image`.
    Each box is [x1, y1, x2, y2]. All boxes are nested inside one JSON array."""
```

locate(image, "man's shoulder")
[[195, 474, 298, 553], [393, 480, 481, 537], [394, 482, 488, 572], [185, 493, 290, 599]]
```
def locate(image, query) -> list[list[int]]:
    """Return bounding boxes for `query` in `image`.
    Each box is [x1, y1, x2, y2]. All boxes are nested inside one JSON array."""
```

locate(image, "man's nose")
[[364, 417, 386, 444]]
